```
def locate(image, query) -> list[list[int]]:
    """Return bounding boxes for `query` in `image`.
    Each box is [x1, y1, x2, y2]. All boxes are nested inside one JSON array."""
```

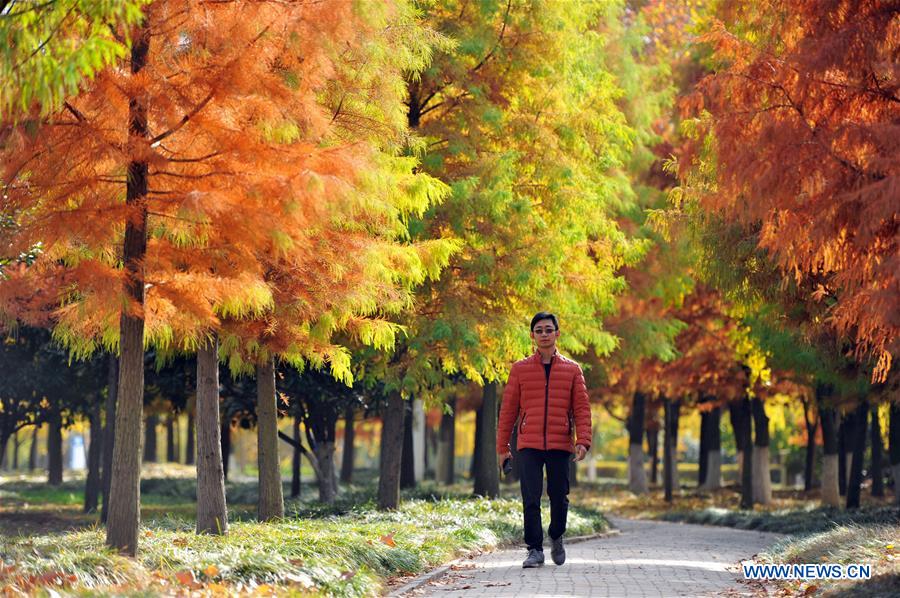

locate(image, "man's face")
[[530, 318, 560, 349]]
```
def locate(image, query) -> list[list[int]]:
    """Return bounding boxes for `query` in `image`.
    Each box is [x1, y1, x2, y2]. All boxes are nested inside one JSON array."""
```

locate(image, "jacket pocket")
[[519, 414, 527, 435]]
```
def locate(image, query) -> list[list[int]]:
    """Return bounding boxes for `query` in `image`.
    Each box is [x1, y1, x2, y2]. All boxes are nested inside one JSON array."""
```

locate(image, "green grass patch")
[[0, 490, 608, 596]]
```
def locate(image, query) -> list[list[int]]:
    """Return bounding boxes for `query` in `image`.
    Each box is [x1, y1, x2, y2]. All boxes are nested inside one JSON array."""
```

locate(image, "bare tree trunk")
[[47, 405, 63, 486], [838, 416, 849, 496], [871, 407, 884, 497], [698, 406, 709, 488], [377, 391, 404, 510], [184, 411, 195, 465], [165, 416, 177, 462], [437, 398, 456, 485], [473, 383, 500, 498], [628, 392, 648, 494], [730, 399, 754, 509], [846, 402, 868, 510], [11, 431, 19, 470], [291, 416, 302, 498], [819, 401, 841, 507], [339, 406, 355, 484], [400, 401, 416, 489], [220, 418, 231, 482], [196, 336, 228, 534], [29, 424, 39, 472], [315, 441, 337, 504], [256, 358, 284, 521], [84, 400, 103, 513], [470, 401, 483, 480], [143, 414, 158, 463], [106, 22, 151, 555], [889, 403, 900, 508], [702, 406, 722, 490], [647, 420, 659, 486], [803, 400, 818, 491], [663, 398, 676, 502], [751, 398, 772, 505], [101, 354, 118, 523]]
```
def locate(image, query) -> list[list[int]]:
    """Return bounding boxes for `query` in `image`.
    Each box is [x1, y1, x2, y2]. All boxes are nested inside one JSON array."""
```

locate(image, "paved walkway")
[[397, 517, 783, 597]]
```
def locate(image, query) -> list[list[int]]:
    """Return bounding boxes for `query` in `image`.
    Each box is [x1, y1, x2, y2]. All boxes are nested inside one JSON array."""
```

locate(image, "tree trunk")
[[47, 405, 63, 486], [436, 399, 456, 485], [730, 399, 754, 509], [165, 416, 177, 462], [220, 418, 231, 482], [340, 406, 355, 484], [185, 411, 195, 465], [871, 408, 884, 497], [256, 358, 284, 521], [11, 431, 19, 470], [817, 385, 840, 507], [291, 416, 302, 498], [751, 398, 772, 505], [143, 414, 158, 463], [698, 407, 709, 488], [412, 398, 425, 482], [105, 21, 151, 555], [889, 403, 900, 508], [663, 398, 676, 502], [627, 392, 648, 494], [470, 401, 483, 480], [838, 417, 849, 496], [84, 400, 103, 513], [315, 441, 337, 504], [647, 422, 659, 485], [400, 401, 416, 489], [702, 407, 722, 490], [846, 402, 868, 510], [29, 424, 39, 472], [101, 354, 118, 523], [377, 391, 405, 510], [196, 336, 228, 534], [804, 401, 818, 492], [473, 383, 500, 498]]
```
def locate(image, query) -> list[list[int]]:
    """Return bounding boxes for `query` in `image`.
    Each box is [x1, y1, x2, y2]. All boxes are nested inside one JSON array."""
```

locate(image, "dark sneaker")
[[551, 536, 565, 565], [522, 548, 545, 568]]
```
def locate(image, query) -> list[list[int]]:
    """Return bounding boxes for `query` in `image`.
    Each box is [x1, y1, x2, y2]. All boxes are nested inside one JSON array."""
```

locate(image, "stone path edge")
[[385, 528, 623, 597]]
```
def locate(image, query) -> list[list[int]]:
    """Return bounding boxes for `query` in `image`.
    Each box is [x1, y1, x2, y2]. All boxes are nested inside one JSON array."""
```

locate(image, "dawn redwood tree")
[[367, 0, 646, 507], [1, 0, 452, 552], [681, 0, 899, 383]]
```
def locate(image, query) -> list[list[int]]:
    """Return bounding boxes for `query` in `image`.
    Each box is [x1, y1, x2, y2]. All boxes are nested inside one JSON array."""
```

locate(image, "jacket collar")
[[531, 349, 559, 366]]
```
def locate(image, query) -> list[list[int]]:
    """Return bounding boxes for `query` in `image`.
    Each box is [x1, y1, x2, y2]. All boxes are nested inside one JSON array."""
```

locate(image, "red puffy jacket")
[[496, 351, 592, 454]]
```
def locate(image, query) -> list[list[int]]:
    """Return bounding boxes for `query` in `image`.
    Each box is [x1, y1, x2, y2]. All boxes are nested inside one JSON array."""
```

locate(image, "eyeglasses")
[[533, 328, 557, 336]]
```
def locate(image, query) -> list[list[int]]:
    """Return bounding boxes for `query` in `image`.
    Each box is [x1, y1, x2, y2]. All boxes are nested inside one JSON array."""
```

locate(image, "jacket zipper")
[[543, 356, 552, 450]]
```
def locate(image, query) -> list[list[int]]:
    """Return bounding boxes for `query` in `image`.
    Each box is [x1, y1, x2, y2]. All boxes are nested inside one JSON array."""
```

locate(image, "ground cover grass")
[[759, 523, 900, 597], [0, 472, 609, 596]]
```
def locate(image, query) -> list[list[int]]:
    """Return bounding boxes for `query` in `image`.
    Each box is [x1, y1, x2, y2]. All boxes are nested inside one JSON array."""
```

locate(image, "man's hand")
[[500, 450, 512, 465], [574, 445, 587, 462]]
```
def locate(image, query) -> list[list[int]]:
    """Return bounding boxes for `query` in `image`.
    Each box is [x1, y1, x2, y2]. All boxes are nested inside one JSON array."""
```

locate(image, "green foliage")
[[0, 0, 150, 120]]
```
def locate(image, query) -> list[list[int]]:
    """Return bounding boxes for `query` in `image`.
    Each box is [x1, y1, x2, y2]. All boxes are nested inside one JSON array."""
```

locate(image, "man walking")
[[497, 312, 593, 568]]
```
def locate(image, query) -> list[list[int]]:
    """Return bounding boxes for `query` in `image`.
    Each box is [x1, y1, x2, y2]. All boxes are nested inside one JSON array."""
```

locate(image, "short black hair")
[[530, 312, 558, 331]]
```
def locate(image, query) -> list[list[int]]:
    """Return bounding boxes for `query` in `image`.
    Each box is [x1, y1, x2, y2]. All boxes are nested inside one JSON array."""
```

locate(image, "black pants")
[[518, 448, 571, 551]]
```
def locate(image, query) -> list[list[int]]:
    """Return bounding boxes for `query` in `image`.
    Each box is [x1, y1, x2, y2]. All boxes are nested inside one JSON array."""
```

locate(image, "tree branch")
[[149, 90, 215, 147]]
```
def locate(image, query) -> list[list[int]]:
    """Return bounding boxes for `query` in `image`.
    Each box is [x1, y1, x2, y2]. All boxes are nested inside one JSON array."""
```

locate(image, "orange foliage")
[[0, 1, 417, 361], [682, 0, 899, 380]]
